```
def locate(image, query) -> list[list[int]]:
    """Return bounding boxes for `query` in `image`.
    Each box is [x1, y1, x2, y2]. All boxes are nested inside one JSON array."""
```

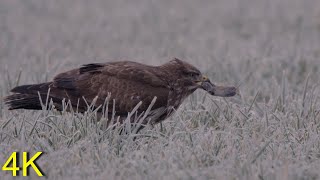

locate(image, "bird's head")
[[165, 58, 237, 97]]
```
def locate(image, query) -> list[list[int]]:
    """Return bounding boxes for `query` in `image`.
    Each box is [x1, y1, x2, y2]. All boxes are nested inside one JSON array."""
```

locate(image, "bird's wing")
[[50, 61, 169, 114]]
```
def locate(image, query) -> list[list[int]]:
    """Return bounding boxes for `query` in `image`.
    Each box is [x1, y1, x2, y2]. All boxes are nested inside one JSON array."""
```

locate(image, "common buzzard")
[[5, 58, 237, 129]]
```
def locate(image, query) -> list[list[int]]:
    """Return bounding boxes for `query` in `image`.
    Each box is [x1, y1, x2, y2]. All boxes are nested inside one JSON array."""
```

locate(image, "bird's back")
[[5, 61, 171, 115]]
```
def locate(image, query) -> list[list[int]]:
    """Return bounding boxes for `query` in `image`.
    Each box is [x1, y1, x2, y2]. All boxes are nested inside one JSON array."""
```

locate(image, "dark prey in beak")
[[201, 80, 237, 97]]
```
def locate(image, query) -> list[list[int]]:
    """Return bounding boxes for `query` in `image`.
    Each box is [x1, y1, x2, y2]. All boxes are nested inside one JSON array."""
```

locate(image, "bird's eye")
[[189, 72, 199, 78], [183, 70, 200, 78]]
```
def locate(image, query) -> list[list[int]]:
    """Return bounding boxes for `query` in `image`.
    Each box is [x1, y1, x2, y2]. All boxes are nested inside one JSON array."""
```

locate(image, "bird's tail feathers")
[[10, 83, 51, 94], [4, 83, 52, 110], [5, 93, 44, 110]]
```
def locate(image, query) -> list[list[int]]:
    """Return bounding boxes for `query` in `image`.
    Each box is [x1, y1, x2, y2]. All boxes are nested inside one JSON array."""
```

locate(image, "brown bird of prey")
[[5, 58, 236, 129]]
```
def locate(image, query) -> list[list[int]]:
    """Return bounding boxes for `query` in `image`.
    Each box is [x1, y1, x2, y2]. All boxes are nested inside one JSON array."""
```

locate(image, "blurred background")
[[1, 1, 320, 179], [1, 0, 319, 90]]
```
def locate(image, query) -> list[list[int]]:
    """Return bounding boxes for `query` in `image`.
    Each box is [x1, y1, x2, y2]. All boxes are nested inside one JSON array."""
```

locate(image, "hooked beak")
[[198, 76, 237, 97]]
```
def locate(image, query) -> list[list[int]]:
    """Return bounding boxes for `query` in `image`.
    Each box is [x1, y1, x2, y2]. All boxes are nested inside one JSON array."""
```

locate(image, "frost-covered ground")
[[0, 0, 320, 179]]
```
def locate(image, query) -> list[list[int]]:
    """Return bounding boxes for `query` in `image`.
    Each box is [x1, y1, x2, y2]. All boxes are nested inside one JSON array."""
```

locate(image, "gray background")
[[0, 0, 320, 179]]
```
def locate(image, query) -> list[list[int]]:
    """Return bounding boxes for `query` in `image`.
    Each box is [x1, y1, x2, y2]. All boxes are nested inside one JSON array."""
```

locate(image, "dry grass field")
[[1, 0, 320, 179]]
